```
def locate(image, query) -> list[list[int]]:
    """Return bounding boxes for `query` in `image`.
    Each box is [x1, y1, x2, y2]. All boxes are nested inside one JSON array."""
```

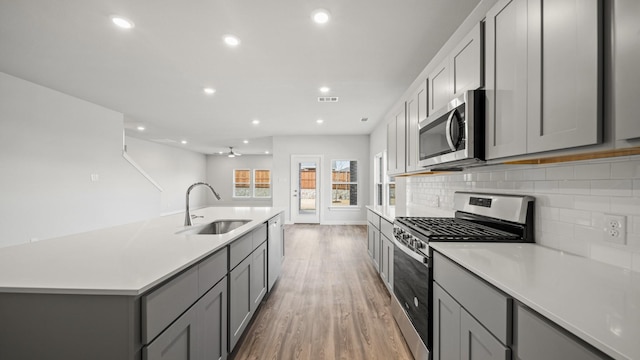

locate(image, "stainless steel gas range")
[[390, 192, 535, 360]]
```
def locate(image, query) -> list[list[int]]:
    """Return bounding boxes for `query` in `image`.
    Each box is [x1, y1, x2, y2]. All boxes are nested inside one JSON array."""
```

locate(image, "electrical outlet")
[[90, 174, 99, 182], [602, 214, 626, 245]]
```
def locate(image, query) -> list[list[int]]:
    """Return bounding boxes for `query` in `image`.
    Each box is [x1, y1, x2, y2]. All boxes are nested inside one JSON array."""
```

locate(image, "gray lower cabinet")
[[144, 303, 199, 360], [199, 279, 228, 360], [433, 252, 511, 360], [514, 304, 609, 360], [229, 240, 268, 352], [433, 283, 509, 360]]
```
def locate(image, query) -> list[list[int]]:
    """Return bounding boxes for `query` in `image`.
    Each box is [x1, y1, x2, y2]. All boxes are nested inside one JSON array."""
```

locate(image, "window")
[[374, 151, 395, 206], [331, 160, 358, 206], [233, 169, 251, 198], [253, 169, 271, 198]]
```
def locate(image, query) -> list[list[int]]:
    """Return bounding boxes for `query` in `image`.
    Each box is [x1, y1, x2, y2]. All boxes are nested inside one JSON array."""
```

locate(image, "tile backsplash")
[[405, 155, 640, 272]]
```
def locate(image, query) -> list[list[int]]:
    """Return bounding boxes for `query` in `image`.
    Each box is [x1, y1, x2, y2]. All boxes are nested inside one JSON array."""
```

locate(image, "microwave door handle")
[[445, 110, 457, 151]]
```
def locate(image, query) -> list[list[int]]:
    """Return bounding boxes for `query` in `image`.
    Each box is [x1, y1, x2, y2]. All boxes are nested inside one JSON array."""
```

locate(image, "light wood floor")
[[231, 224, 413, 360]]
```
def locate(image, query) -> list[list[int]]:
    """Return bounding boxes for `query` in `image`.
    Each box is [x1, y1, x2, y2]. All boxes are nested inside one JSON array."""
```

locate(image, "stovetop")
[[395, 217, 521, 242]]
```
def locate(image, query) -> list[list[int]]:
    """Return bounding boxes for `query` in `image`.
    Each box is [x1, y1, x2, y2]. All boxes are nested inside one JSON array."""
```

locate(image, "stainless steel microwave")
[[418, 90, 484, 170]]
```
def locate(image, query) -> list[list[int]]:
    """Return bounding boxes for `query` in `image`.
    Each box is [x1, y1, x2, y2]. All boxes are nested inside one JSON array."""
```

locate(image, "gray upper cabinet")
[[526, 0, 601, 153], [486, 0, 601, 159], [387, 103, 407, 176], [485, 0, 528, 159], [451, 23, 483, 99], [614, 0, 640, 141], [429, 58, 451, 114], [429, 23, 483, 115], [406, 79, 427, 173]]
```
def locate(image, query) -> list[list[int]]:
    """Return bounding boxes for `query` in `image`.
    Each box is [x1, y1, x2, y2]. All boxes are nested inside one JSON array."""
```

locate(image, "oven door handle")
[[393, 237, 428, 264], [445, 109, 458, 151]]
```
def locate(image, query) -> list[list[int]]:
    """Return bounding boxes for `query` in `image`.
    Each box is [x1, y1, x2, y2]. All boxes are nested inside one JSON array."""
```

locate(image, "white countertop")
[[366, 204, 454, 223], [430, 242, 640, 360], [0, 207, 283, 296]]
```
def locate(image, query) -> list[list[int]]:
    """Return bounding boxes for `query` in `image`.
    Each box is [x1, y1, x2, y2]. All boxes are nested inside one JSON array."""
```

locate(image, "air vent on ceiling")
[[317, 96, 339, 102]]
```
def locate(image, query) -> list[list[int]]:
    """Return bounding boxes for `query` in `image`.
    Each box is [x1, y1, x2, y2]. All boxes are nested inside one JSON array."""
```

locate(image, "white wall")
[[125, 136, 208, 215], [273, 135, 369, 225], [0, 72, 207, 247], [205, 154, 273, 207]]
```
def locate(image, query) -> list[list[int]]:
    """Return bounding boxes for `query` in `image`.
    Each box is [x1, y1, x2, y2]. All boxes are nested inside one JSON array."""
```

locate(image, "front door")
[[290, 155, 321, 224]]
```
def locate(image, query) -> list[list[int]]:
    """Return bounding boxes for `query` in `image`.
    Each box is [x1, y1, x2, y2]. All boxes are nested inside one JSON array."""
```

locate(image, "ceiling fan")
[[224, 146, 242, 158]]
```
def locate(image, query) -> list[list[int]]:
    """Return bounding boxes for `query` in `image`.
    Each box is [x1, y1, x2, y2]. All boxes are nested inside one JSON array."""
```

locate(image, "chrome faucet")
[[184, 182, 222, 226]]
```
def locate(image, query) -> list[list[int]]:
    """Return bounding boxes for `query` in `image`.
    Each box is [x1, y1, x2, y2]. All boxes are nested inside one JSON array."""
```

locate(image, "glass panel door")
[[291, 156, 321, 223]]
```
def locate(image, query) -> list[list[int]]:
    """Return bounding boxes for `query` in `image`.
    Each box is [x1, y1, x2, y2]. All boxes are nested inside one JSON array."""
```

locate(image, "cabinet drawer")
[[142, 266, 199, 344], [367, 210, 381, 229], [433, 252, 510, 344], [252, 223, 267, 249], [380, 218, 393, 240], [198, 247, 228, 296], [230, 232, 253, 270]]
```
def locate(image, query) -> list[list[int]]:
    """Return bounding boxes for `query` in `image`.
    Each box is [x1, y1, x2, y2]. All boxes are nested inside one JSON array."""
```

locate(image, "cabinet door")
[[527, 0, 601, 152], [229, 256, 251, 351], [451, 23, 483, 98], [199, 279, 228, 360], [406, 81, 427, 172], [485, 0, 528, 159], [379, 234, 388, 283], [429, 59, 451, 113], [372, 228, 380, 272], [615, 0, 640, 140], [387, 120, 397, 174], [381, 235, 394, 293], [433, 284, 461, 360], [250, 242, 267, 311], [514, 304, 605, 360], [461, 310, 510, 360], [367, 224, 375, 259], [144, 305, 198, 360]]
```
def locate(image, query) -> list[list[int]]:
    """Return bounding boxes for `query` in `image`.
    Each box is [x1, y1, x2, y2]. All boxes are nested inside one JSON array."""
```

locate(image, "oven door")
[[392, 238, 430, 348]]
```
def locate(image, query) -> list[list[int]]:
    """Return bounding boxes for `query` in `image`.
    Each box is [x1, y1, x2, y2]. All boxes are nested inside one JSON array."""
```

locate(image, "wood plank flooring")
[[231, 224, 413, 360]]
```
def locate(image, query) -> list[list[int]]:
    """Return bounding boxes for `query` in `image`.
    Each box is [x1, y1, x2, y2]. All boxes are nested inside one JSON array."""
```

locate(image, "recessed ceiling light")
[[319, 86, 330, 93], [311, 9, 331, 24], [265, 151, 270, 154], [181, 140, 188, 144], [243, 140, 249, 144], [223, 35, 240, 47], [137, 126, 145, 131], [316, 119, 324, 124], [218, 151, 224, 154], [111, 16, 135, 29], [252, 119, 260, 125], [203, 87, 216, 95]]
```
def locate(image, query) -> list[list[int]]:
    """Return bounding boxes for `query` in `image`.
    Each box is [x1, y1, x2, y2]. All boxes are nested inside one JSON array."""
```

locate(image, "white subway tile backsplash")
[[611, 161, 640, 179], [546, 166, 574, 180], [405, 157, 640, 271], [574, 163, 611, 179], [591, 180, 633, 197], [558, 180, 591, 195], [534, 181, 559, 194], [610, 197, 640, 216], [559, 208, 592, 226], [574, 195, 610, 212]]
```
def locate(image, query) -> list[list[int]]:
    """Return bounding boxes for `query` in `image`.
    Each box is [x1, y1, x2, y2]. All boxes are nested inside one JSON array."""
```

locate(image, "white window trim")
[[253, 169, 272, 198], [232, 168, 251, 198], [330, 159, 358, 207]]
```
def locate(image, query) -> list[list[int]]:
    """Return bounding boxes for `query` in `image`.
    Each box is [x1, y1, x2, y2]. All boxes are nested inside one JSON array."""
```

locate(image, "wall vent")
[[317, 97, 339, 103]]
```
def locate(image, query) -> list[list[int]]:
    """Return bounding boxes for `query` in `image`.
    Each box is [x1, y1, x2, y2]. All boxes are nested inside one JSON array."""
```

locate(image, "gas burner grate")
[[397, 217, 520, 241]]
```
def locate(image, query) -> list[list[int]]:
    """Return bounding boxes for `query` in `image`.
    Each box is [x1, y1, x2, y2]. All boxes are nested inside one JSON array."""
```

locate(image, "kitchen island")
[[0, 206, 284, 360]]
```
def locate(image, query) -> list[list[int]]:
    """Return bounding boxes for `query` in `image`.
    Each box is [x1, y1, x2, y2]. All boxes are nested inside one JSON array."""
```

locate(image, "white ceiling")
[[0, 0, 480, 155]]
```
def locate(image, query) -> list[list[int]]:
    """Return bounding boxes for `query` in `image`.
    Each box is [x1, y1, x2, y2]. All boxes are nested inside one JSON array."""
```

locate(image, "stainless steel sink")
[[177, 219, 251, 235]]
